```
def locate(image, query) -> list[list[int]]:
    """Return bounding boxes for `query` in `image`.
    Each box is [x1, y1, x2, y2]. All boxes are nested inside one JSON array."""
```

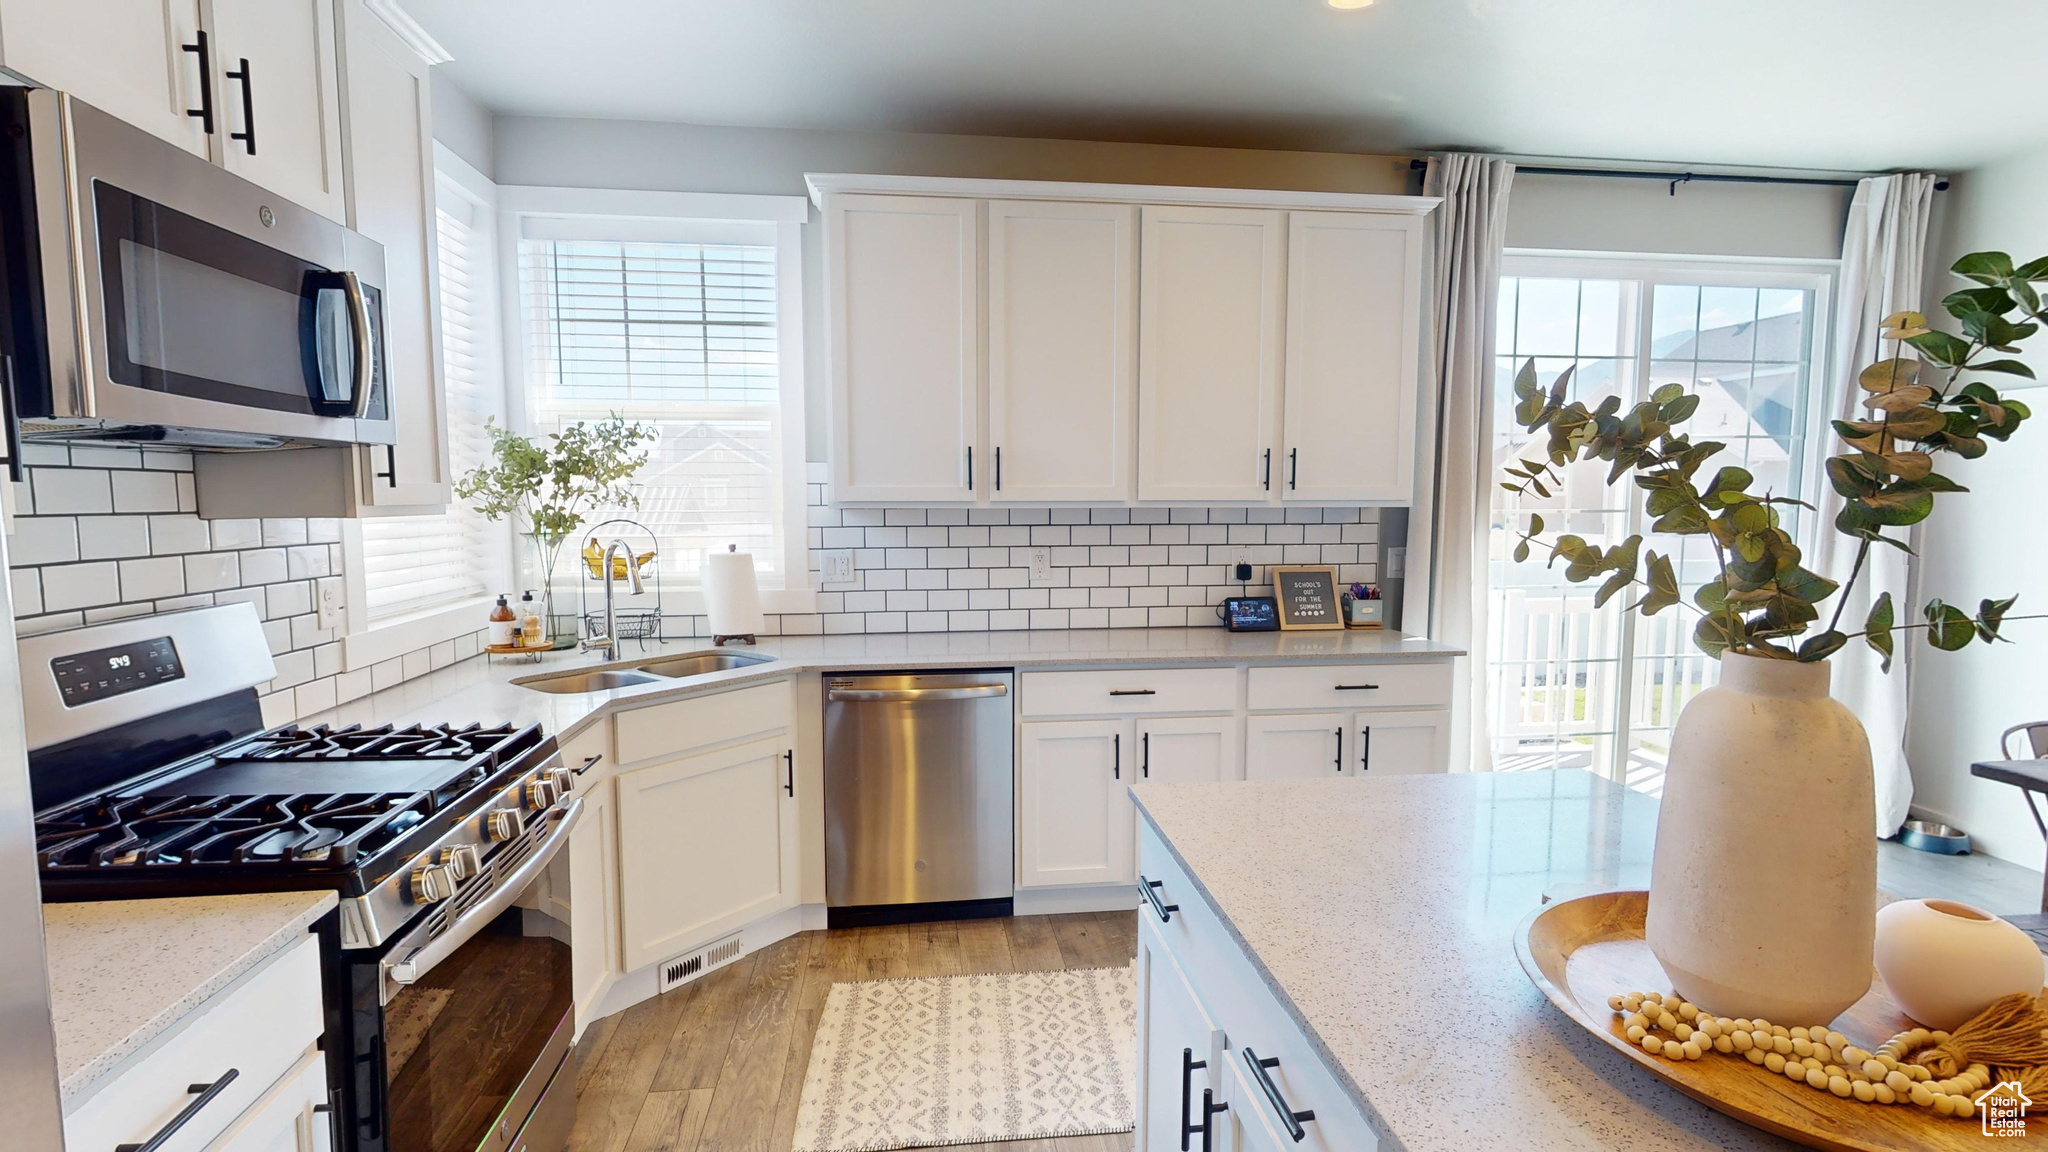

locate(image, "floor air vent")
[[658, 932, 745, 994]]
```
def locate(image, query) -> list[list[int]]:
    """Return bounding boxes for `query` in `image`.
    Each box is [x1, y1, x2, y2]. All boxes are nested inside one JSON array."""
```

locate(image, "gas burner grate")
[[221, 722, 527, 763], [35, 790, 434, 869]]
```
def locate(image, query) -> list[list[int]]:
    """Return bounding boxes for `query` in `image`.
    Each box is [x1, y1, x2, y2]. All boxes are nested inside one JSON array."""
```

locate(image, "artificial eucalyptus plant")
[[1500, 250, 2045, 667], [455, 414, 659, 613]]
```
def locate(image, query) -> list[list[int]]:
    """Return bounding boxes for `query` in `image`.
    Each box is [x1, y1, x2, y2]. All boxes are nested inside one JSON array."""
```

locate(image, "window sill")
[[343, 596, 495, 672]]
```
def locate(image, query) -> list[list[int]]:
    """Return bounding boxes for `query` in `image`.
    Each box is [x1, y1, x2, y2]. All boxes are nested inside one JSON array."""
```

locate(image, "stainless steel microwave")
[[0, 87, 395, 450]]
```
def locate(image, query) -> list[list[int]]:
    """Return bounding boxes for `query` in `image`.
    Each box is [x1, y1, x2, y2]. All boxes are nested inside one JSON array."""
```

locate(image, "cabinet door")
[[1244, 712, 1347, 781], [568, 774, 620, 1027], [1282, 211, 1423, 503], [987, 199, 1135, 503], [338, 0, 449, 510], [1136, 205, 1283, 503], [828, 193, 979, 503], [1137, 923, 1221, 1152], [208, 0, 347, 222], [203, 1048, 330, 1152], [1136, 714, 1240, 785], [1351, 709, 1449, 776], [1018, 719, 1133, 888], [0, 0, 209, 157], [615, 736, 796, 971]]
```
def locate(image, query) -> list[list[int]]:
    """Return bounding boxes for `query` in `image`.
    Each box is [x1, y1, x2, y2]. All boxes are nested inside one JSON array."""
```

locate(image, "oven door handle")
[[385, 797, 583, 987]]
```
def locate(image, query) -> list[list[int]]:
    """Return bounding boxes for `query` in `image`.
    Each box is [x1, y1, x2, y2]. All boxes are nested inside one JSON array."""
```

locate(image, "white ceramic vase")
[[1645, 652, 1876, 1023], [1874, 898, 2042, 1030]]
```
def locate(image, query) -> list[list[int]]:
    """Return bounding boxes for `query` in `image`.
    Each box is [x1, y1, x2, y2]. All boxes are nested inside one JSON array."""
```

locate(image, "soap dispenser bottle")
[[519, 592, 543, 646], [488, 594, 517, 648]]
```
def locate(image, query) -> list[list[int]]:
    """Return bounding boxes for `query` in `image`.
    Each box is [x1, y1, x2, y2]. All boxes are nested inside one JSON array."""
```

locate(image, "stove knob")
[[483, 808, 523, 843], [547, 767, 575, 796], [438, 843, 481, 881], [523, 777, 559, 811], [410, 863, 455, 905]]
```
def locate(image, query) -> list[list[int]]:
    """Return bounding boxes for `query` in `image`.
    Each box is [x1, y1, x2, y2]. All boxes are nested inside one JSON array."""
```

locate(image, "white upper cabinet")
[[0, 0, 210, 155], [338, 0, 449, 510], [1282, 211, 1424, 503], [828, 193, 980, 503], [1136, 205, 1285, 503], [986, 199, 1136, 503], [207, 0, 347, 222]]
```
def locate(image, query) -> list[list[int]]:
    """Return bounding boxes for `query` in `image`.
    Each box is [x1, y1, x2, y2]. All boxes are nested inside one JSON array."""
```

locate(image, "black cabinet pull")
[[115, 1068, 239, 1152], [784, 748, 794, 797], [1196, 1088, 1225, 1151], [374, 442, 398, 487], [0, 354, 22, 484], [315, 1088, 342, 1152], [1288, 448, 1298, 490], [1112, 731, 1119, 780], [994, 446, 1001, 491], [1261, 448, 1271, 491], [1108, 688, 1156, 696], [182, 31, 215, 134], [1179, 1049, 1226, 1150], [576, 753, 603, 775], [1333, 683, 1380, 691], [226, 57, 256, 154], [966, 445, 973, 490], [1360, 725, 1372, 772], [1141, 730, 1150, 778], [1333, 727, 1343, 773], [1141, 875, 1178, 923], [1242, 1048, 1314, 1142]]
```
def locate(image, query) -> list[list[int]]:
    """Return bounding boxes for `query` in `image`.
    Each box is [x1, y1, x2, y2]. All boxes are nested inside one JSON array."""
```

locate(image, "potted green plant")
[[455, 414, 658, 647], [1498, 251, 2042, 1022]]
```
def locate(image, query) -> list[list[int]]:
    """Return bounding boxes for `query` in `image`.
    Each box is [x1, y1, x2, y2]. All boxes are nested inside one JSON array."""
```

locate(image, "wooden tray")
[[1515, 889, 1994, 1151]]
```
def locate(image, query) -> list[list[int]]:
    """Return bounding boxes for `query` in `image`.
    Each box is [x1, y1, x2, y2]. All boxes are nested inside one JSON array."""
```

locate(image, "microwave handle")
[[339, 272, 373, 419]]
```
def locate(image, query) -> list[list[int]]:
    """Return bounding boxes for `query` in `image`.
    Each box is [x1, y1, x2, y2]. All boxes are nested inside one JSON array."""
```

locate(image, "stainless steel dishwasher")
[[824, 670, 1014, 927]]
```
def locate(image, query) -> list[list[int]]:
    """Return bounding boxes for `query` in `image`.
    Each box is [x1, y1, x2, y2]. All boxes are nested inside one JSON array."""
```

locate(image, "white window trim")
[[340, 142, 510, 673], [497, 184, 815, 615]]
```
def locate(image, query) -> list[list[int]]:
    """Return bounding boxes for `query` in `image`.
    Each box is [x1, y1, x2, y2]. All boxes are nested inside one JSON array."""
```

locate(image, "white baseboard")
[[584, 902, 826, 1027], [1013, 884, 1139, 916]]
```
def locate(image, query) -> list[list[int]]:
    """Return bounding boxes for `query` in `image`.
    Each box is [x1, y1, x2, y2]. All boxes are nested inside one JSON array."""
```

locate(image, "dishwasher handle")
[[828, 684, 1010, 702]]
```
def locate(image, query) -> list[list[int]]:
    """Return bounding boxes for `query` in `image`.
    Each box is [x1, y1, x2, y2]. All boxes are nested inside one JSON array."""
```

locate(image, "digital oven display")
[[51, 637, 184, 706]]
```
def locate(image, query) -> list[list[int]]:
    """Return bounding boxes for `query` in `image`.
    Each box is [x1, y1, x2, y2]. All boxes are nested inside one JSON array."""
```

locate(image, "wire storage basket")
[[578, 518, 665, 650]]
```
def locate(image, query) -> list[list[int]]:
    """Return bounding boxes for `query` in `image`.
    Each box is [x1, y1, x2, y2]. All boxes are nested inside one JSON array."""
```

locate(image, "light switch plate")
[[1029, 547, 1053, 585], [1386, 546, 1407, 579], [820, 549, 855, 584], [315, 576, 344, 630]]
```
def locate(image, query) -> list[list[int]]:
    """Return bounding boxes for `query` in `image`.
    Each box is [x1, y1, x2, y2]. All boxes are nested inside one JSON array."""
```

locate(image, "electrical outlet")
[[820, 549, 855, 584], [1030, 547, 1054, 585], [1386, 546, 1407, 579], [315, 577, 344, 630], [1231, 547, 1253, 584]]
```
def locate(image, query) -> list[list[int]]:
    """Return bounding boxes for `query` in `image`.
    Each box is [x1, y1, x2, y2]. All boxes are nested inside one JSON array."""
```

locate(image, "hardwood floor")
[[566, 911, 1140, 1152]]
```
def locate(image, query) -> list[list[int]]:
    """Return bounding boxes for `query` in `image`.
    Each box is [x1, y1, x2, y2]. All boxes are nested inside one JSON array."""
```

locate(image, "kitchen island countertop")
[[1130, 769, 1799, 1152], [44, 890, 336, 1100]]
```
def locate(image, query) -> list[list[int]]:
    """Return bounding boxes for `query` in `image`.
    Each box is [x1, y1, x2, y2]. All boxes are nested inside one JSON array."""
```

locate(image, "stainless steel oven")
[[0, 87, 394, 449]]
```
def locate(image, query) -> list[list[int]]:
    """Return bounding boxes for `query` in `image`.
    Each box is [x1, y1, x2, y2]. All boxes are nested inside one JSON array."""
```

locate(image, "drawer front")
[[559, 720, 611, 783], [613, 680, 792, 766], [1246, 661, 1450, 711], [66, 934, 324, 1152], [1137, 823, 1378, 1152], [1020, 668, 1237, 718]]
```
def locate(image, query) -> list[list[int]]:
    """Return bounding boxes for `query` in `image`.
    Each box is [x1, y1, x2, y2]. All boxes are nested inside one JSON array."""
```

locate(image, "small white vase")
[[1646, 652, 1876, 1023], [1875, 898, 2042, 1030]]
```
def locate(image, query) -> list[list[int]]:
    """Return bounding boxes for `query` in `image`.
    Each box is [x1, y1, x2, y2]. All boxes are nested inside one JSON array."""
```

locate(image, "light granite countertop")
[[304, 625, 1462, 736], [1130, 769, 1800, 1152], [44, 890, 336, 1101]]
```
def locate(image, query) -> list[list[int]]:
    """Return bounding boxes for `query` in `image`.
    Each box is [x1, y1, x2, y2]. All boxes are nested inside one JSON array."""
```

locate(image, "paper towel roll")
[[703, 546, 764, 638]]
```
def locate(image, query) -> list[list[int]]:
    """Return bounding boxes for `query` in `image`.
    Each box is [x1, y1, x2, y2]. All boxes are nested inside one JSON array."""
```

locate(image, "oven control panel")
[[50, 637, 184, 706]]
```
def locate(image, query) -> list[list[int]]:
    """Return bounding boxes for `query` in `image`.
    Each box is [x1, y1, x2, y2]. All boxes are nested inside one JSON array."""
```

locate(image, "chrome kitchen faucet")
[[581, 538, 645, 661]]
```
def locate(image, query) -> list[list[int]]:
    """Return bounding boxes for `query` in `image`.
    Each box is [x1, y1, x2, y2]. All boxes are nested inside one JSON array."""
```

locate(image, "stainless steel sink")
[[514, 669, 661, 694], [635, 651, 774, 678]]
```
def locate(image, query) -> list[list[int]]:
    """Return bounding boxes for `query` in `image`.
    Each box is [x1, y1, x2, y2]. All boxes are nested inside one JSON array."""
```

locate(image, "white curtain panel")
[[1422, 154, 1515, 773], [1812, 173, 1938, 837]]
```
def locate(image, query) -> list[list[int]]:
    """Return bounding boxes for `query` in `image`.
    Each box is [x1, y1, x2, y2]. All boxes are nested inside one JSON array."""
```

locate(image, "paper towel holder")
[[711, 544, 759, 647]]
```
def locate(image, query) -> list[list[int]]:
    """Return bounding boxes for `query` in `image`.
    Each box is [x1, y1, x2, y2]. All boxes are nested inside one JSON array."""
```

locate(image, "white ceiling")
[[401, 0, 2048, 173]]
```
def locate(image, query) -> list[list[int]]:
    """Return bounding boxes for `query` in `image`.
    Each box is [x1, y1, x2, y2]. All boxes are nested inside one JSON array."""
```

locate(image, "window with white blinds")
[[519, 231, 796, 590], [360, 178, 508, 620]]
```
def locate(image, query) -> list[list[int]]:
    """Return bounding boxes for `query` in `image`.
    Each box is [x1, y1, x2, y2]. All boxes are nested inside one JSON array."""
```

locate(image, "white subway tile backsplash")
[[147, 515, 211, 554], [41, 561, 120, 612], [110, 470, 179, 513], [78, 515, 150, 560], [118, 556, 185, 601], [8, 516, 78, 565], [184, 551, 241, 592], [32, 468, 112, 514]]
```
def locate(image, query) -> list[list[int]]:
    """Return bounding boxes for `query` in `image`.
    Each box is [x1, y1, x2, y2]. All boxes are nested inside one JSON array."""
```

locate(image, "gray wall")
[[1905, 143, 2048, 867], [1505, 172, 1851, 259], [430, 69, 495, 178]]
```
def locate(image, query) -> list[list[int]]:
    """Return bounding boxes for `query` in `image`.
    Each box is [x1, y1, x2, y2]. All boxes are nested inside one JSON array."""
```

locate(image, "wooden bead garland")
[[1605, 989, 1989, 1121]]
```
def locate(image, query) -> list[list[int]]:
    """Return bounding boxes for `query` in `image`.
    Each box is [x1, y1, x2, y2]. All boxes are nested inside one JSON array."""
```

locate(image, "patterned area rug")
[[791, 965, 1136, 1151]]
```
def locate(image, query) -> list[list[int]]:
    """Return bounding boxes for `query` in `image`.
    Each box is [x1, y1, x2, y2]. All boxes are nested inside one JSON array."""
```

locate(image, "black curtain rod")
[[1406, 158, 1948, 194]]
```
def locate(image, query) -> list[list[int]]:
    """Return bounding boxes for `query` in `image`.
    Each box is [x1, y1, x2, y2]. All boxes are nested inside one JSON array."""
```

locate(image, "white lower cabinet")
[[1244, 712, 1347, 780], [567, 769, 620, 1025], [202, 1048, 332, 1152], [1137, 715, 1240, 785], [1349, 709, 1449, 776], [1019, 719, 1132, 888], [615, 734, 798, 971], [1248, 707, 1450, 779], [1137, 822, 1377, 1152]]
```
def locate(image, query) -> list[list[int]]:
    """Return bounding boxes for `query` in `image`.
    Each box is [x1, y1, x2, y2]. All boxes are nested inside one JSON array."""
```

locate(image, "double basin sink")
[[513, 649, 774, 694]]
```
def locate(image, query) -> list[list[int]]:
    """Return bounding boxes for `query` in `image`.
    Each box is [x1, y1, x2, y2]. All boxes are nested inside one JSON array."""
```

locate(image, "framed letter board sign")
[[1273, 566, 1343, 631]]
